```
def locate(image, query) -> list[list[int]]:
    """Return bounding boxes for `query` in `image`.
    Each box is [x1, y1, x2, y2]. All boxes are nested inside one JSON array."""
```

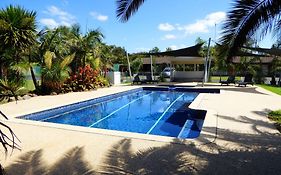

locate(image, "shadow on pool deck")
[[5, 147, 96, 175], [4, 109, 281, 175]]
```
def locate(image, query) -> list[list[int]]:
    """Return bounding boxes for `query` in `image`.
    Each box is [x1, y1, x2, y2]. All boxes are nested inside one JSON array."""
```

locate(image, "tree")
[[0, 5, 37, 85], [149, 47, 160, 53], [219, 0, 281, 59], [166, 47, 172, 51], [68, 24, 104, 71], [41, 51, 75, 94], [0, 5, 37, 58]]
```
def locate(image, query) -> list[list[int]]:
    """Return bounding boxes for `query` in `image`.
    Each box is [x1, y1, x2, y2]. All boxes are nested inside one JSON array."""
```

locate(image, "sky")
[[1, 0, 274, 53]]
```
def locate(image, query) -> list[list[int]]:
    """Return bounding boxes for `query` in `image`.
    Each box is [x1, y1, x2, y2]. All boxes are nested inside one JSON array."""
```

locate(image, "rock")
[[32, 94, 38, 97], [17, 96, 23, 100], [23, 95, 31, 100], [51, 92, 57, 95]]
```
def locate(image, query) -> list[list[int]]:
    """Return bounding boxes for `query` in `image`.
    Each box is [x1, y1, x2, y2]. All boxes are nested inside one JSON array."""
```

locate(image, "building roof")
[[243, 47, 281, 56], [142, 44, 204, 65], [142, 56, 204, 65], [147, 43, 203, 57]]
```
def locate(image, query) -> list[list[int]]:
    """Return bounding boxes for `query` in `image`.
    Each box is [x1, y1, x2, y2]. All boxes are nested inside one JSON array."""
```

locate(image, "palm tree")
[[94, 43, 113, 77], [0, 5, 37, 62], [68, 24, 104, 70], [0, 5, 37, 87], [219, 0, 281, 59], [41, 51, 75, 94]]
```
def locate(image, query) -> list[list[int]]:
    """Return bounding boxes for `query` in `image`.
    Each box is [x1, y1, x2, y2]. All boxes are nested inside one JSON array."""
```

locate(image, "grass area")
[[258, 84, 281, 96], [268, 110, 281, 132], [24, 80, 35, 91], [24, 79, 41, 91], [210, 76, 241, 82]]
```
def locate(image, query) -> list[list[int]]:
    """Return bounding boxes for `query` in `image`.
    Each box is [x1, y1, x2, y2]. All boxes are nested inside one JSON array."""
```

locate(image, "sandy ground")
[[0, 84, 280, 175]]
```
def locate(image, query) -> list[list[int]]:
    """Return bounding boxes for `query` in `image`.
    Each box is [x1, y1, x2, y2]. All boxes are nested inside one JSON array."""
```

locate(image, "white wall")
[[107, 72, 121, 85]]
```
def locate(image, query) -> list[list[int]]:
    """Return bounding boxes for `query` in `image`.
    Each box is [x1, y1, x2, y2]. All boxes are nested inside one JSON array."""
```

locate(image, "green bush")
[[268, 110, 281, 132], [268, 110, 281, 122], [0, 78, 27, 102]]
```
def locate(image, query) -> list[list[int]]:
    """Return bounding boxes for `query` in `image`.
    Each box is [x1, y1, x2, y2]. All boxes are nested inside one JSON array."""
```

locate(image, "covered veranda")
[[142, 43, 209, 82]]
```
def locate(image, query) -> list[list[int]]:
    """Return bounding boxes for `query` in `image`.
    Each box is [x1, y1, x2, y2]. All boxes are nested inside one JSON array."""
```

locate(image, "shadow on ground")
[[5, 147, 96, 175], [4, 109, 281, 175]]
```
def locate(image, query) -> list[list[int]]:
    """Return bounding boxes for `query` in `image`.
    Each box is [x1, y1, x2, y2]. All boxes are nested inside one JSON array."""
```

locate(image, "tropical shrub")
[[63, 65, 109, 92], [63, 65, 99, 92], [96, 75, 110, 87], [0, 78, 26, 102], [41, 51, 75, 94]]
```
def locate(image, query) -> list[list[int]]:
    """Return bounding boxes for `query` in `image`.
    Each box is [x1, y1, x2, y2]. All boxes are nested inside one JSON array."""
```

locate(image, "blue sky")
[[1, 0, 273, 53]]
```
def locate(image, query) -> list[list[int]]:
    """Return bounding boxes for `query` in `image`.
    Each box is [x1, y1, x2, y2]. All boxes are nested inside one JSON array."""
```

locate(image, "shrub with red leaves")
[[63, 65, 108, 92]]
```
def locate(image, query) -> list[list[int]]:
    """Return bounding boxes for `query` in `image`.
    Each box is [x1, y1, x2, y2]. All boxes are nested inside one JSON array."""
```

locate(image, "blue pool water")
[[19, 88, 210, 139]]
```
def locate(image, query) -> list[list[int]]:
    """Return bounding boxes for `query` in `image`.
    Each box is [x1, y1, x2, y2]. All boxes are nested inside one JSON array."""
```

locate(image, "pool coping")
[[6, 87, 219, 144]]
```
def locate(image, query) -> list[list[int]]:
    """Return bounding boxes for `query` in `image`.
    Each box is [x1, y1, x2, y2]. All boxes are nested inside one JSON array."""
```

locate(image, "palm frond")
[[43, 51, 55, 69], [10, 61, 32, 73], [219, 0, 281, 60], [60, 53, 75, 69], [116, 0, 146, 22]]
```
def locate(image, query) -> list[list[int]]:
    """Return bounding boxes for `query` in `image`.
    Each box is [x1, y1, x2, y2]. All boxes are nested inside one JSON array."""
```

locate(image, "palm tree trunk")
[[30, 66, 39, 91], [0, 62, 3, 79]]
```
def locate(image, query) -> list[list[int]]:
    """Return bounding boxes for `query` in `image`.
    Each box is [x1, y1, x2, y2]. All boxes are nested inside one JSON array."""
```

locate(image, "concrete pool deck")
[[0, 84, 280, 174]]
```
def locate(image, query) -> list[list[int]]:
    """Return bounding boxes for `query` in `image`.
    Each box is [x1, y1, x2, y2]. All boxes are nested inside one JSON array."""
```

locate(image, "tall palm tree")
[[68, 24, 104, 70], [0, 5, 37, 62], [0, 5, 37, 86], [219, 0, 281, 59]]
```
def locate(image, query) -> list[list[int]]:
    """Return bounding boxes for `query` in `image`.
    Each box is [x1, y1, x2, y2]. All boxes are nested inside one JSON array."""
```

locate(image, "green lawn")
[[24, 79, 41, 91], [258, 84, 281, 96]]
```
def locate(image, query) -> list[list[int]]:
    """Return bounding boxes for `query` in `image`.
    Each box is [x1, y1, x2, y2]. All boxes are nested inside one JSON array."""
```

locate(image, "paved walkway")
[[0, 85, 280, 174]]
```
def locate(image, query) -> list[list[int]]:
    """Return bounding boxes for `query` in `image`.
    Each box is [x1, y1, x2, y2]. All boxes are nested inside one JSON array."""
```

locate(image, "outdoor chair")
[[220, 75, 236, 85], [132, 74, 144, 85], [237, 74, 254, 87], [144, 75, 158, 84]]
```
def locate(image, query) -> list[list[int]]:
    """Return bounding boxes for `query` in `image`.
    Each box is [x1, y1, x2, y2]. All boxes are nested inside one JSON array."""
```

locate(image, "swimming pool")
[[18, 87, 217, 139]]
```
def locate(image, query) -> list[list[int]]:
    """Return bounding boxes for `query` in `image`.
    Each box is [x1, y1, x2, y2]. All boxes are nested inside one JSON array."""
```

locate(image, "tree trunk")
[[30, 66, 39, 91], [0, 62, 3, 79]]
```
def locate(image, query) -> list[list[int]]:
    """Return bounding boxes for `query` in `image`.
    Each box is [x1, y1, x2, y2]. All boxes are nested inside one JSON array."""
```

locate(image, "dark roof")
[[147, 43, 203, 57], [235, 50, 266, 57], [243, 47, 281, 56]]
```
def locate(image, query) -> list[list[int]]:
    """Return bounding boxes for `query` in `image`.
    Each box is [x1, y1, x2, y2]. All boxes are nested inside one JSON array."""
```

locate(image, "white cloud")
[[179, 11, 226, 34], [168, 44, 187, 50], [40, 6, 76, 28], [40, 18, 59, 29], [90, 11, 108, 22], [162, 34, 177, 40], [158, 23, 175, 31]]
